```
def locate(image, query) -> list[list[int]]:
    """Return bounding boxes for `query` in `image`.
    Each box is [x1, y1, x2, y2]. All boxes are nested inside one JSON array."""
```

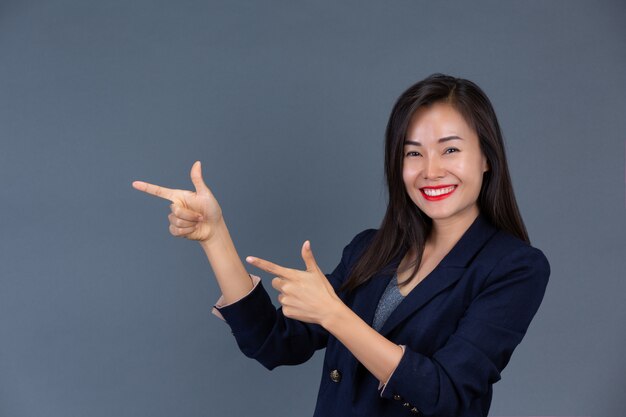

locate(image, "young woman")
[[132, 73, 550, 417]]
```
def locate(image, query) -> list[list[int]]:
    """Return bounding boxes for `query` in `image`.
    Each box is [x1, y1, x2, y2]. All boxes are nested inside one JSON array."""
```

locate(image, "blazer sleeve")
[[213, 229, 374, 371], [211, 275, 262, 321], [379, 245, 550, 417]]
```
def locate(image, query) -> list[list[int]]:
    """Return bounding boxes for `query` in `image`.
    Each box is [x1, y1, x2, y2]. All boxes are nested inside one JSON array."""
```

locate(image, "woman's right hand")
[[132, 160, 223, 243]]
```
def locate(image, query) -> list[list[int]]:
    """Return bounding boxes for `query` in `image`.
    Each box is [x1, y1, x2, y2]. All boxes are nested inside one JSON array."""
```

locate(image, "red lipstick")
[[419, 184, 457, 201]]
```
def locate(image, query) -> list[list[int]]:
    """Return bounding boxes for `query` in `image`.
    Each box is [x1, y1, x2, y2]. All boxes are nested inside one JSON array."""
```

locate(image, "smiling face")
[[402, 101, 489, 230]]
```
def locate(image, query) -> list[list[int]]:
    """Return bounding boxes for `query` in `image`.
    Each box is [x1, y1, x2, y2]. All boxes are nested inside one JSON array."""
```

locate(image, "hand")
[[132, 161, 224, 243], [246, 240, 342, 326]]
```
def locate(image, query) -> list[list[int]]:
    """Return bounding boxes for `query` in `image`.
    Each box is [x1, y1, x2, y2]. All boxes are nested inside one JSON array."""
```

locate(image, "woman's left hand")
[[245, 240, 342, 326]]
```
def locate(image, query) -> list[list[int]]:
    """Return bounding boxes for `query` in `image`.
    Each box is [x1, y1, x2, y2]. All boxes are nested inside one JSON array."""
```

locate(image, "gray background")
[[1, 1, 624, 416]]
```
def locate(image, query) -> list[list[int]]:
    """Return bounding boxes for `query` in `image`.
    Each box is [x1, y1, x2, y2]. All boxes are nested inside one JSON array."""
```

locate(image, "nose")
[[423, 155, 446, 179]]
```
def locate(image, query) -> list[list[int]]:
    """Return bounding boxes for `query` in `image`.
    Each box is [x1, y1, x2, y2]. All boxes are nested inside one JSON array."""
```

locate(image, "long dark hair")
[[339, 73, 529, 293]]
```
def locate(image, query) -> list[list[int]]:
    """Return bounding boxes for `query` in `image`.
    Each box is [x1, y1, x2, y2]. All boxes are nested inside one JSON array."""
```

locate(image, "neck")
[[428, 208, 480, 250]]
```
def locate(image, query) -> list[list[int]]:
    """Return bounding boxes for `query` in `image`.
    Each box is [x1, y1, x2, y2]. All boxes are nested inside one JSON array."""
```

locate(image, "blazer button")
[[393, 394, 402, 401], [403, 402, 411, 408], [410, 406, 420, 414], [329, 369, 341, 383]]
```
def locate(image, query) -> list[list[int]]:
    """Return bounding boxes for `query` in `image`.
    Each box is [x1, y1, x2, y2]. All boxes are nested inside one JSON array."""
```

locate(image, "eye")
[[444, 147, 459, 154], [405, 151, 421, 157]]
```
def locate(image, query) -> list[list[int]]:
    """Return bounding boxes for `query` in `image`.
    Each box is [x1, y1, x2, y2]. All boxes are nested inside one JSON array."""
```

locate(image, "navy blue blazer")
[[214, 213, 550, 417]]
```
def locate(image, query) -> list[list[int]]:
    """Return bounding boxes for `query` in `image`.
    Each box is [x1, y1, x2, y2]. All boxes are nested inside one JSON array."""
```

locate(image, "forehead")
[[405, 102, 477, 145]]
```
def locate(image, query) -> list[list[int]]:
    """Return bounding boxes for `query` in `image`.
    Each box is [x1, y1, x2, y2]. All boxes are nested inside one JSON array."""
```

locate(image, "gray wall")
[[1, 1, 624, 416]]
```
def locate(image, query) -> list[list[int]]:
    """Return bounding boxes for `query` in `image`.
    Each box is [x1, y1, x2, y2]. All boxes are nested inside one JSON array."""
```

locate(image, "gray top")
[[371, 274, 405, 332]]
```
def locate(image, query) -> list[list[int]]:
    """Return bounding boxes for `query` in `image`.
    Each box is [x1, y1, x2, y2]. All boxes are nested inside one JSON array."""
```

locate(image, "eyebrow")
[[404, 135, 464, 146]]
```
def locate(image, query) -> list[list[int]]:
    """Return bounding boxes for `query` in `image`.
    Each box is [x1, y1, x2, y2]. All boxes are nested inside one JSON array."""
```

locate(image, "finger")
[[169, 224, 196, 236], [190, 161, 210, 196], [271, 277, 284, 291], [132, 180, 176, 202], [170, 204, 203, 222], [301, 240, 319, 272], [246, 256, 294, 278], [168, 213, 197, 228]]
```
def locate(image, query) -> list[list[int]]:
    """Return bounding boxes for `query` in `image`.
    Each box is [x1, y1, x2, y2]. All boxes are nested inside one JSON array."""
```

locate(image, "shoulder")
[[347, 227, 378, 252], [337, 228, 378, 266], [493, 229, 550, 269], [351, 228, 378, 246], [481, 229, 551, 289]]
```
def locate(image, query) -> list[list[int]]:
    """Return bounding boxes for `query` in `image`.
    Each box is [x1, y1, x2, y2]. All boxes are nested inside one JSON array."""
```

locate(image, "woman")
[[132, 73, 550, 417]]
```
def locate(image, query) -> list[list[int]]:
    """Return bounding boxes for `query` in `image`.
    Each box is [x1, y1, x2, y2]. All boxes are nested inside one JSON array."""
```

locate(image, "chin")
[[423, 212, 453, 221]]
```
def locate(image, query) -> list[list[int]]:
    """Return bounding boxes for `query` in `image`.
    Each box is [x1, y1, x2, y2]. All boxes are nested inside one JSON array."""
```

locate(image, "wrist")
[[320, 298, 350, 331], [198, 219, 229, 250]]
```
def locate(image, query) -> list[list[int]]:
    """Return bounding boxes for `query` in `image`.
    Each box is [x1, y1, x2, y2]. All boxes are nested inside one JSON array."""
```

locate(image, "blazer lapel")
[[378, 213, 498, 337], [349, 250, 403, 329]]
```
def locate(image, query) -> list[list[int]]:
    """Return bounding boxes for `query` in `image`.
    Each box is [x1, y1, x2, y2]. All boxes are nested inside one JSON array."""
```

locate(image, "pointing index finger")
[[246, 256, 294, 278], [132, 180, 176, 202]]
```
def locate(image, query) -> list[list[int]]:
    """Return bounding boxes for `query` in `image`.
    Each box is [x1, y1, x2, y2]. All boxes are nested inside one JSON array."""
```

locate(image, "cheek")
[[455, 159, 482, 184], [402, 173, 415, 192], [402, 165, 418, 185]]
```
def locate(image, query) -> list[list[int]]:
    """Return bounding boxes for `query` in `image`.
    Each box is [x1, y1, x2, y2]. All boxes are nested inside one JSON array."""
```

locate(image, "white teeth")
[[422, 186, 456, 196]]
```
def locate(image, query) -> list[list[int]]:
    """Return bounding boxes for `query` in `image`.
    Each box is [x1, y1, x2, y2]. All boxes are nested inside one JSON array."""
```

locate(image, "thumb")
[[190, 161, 210, 195], [301, 240, 319, 272]]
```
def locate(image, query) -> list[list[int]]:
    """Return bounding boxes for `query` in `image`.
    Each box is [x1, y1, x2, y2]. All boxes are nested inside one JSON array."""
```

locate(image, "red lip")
[[419, 185, 457, 201]]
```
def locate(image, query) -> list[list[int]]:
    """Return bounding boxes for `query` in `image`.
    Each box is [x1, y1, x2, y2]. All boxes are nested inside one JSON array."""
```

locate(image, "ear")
[[482, 156, 490, 173]]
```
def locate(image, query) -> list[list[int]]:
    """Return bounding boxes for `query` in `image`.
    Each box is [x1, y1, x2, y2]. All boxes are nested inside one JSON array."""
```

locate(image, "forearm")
[[322, 301, 403, 384], [199, 218, 253, 305]]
